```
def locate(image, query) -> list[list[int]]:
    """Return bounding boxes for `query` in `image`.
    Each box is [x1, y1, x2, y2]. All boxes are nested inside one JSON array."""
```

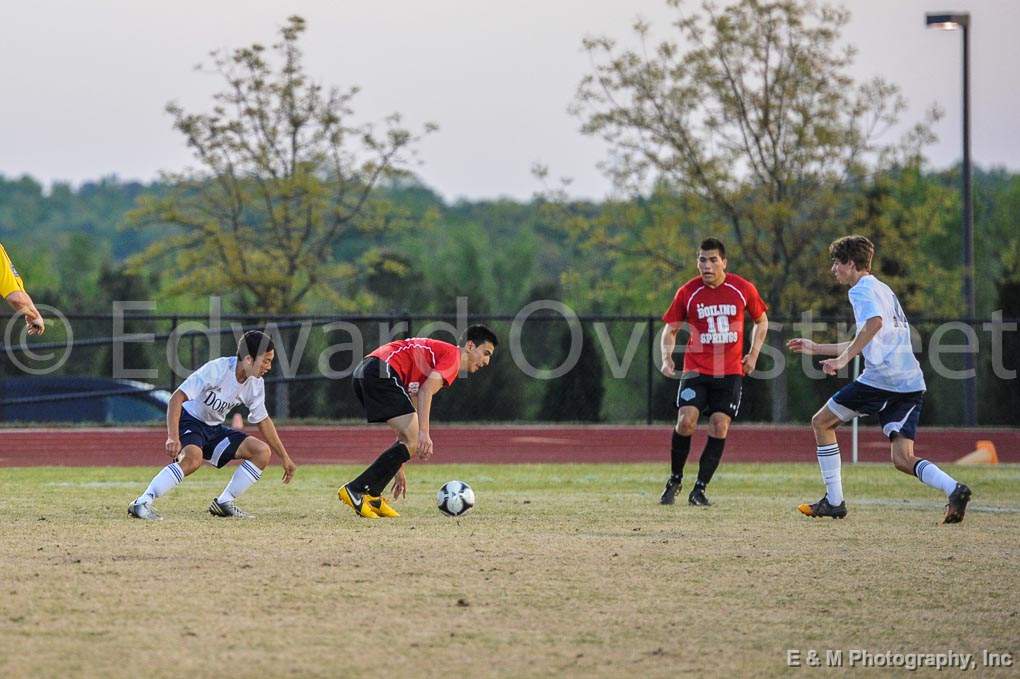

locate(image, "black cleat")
[[688, 486, 711, 506], [798, 496, 847, 519], [659, 476, 682, 505], [943, 483, 972, 524]]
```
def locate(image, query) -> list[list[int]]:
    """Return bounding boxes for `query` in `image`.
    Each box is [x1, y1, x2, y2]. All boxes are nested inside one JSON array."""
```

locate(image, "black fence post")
[[647, 316, 654, 425], [168, 315, 178, 392]]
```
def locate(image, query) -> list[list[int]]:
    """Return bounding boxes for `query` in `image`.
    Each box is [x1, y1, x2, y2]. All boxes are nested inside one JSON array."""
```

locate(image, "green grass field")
[[1, 462, 1018, 677]]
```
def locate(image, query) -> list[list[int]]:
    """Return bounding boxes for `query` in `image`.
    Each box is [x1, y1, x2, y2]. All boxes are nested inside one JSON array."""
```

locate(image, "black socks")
[[670, 430, 692, 478], [349, 441, 412, 496], [696, 436, 726, 487]]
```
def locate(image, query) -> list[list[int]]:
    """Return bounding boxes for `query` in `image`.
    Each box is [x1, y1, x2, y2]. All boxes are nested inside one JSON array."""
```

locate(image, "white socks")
[[914, 459, 957, 496], [816, 443, 843, 505], [217, 460, 262, 503], [137, 462, 184, 504]]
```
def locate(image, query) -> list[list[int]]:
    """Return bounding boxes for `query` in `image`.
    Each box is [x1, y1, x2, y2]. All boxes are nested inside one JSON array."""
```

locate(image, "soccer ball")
[[436, 480, 475, 517]]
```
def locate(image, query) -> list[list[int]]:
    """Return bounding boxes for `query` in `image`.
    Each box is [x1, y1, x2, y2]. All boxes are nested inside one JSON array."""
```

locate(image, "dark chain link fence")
[[1, 312, 1016, 426]]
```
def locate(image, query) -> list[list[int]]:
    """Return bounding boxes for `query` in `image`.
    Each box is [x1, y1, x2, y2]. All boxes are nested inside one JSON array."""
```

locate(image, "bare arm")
[[256, 416, 296, 483], [659, 323, 682, 377], [165, 389, 188, 459], [820, 316, 883, 375], [414, 371, 446, 460], [741, 312, 769, 374], [5, 290, 44, 335], [787, 338, 852, 357]]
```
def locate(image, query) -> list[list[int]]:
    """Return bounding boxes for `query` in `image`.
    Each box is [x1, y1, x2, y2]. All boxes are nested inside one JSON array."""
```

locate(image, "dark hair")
[[829, 235, 874, 271], [237, 330, 275, 360], [699, 237, 726, 258], [461, 324, 498, 349]]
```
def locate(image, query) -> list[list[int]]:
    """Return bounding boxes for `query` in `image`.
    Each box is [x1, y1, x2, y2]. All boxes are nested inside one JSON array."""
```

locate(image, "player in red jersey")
[[658, 238, 769, 506], [337, 325, 498, 518]]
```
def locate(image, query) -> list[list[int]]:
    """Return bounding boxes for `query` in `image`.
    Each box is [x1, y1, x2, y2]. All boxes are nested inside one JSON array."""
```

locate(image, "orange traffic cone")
[[956, 440, 999, 465]]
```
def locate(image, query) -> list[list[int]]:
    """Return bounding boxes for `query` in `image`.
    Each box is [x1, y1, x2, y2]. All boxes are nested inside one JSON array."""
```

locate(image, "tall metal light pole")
[[926, 11, 976, 426]]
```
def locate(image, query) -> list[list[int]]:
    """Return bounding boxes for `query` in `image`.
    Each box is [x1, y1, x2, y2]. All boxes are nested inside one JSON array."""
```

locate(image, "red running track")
[[0, 424, 1016, 467]]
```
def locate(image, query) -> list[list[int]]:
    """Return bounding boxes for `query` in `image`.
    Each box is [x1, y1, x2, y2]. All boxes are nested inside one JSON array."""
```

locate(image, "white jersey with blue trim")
[[847, 275, 925, 393], [179, 356, 269, 426]]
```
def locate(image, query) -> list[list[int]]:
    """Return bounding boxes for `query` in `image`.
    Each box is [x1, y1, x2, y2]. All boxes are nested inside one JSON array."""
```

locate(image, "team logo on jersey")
[[407, 381, 420, 395], [695, 303, 738, 344], [203, 390, 238, 416]]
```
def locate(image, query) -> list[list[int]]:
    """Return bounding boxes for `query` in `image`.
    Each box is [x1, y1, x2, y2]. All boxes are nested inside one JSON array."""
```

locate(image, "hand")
[[660, 357, 676, 378], [165, 437, 181, 459], [26, 315, 45, 336], [741, 353, 758, 375], [820, 357, 847, 376], [416, 431, 434, 460], [390, 466, 407, 499], [280, 456, 296, 484], [786, 338, 816, 354]]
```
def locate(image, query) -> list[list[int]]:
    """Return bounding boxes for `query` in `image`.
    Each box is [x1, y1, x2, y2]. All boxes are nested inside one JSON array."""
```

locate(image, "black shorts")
[[676, 372, 743, 419], [827, 380, 924, 440], [178, 410, 249, 468], [352, 357, 416, 423]]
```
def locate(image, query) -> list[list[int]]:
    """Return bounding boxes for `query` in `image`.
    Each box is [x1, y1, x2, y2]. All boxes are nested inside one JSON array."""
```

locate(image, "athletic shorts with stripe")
[[178, 410, 249, 468], [826, 380, 924, 441], [352, 356, 416, 423]]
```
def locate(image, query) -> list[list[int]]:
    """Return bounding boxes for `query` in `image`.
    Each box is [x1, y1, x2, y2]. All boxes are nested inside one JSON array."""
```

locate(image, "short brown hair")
[[829, 235, 874, 271]]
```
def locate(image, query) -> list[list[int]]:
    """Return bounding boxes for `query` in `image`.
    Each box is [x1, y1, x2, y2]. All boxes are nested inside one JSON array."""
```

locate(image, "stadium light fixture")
[[926, 10, 976, 426]]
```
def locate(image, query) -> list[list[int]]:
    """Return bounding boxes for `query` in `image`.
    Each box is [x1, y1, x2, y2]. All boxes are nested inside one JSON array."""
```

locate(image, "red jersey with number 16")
[[661, 273, 768, 376], [369, 338, 462, 394]]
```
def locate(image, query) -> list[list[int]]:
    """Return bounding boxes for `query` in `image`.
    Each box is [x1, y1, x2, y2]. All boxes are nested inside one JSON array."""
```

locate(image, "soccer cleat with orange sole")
[[798, 496, 847, 519]]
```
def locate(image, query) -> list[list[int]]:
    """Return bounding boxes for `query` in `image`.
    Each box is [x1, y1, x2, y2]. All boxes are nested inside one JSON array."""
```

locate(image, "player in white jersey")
[[788, 235, 971, 523], [128, 330, 297, 520]]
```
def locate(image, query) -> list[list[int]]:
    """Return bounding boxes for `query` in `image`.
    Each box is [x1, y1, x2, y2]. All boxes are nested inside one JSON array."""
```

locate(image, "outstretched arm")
[[787, 338, 851, 357], [256, 417, 296, 483], [820, 316, 883, 375]]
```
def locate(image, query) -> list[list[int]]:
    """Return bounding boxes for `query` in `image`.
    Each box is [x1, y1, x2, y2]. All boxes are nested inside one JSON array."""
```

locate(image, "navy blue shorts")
[[178, 410, 248, 468], [826, 381, 924, 441]]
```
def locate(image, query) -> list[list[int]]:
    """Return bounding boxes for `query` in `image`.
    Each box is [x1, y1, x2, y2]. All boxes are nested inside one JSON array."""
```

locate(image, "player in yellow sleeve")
[[0, 242, 45, 335]]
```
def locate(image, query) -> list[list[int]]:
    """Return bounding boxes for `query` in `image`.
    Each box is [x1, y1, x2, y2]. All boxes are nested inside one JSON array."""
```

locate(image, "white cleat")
[[128, 499, 162, 521], [208, 498, 253, 519]]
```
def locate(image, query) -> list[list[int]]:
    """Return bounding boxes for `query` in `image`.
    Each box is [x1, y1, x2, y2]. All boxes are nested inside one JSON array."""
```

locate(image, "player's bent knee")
[[179, 448, 203, 475], [240, 438, 271, 468], [811, 410, 836, 433], [890, 448, 916, 474], [676, 420, 697, 436]]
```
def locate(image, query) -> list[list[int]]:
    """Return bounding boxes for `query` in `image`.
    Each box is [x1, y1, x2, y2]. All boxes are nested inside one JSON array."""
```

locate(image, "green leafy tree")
[[127, 16, 435, 314], [569, 0, 940, 419]]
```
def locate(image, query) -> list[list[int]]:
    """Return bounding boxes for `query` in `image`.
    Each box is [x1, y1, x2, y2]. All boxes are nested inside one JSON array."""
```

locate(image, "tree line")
[[1, 4, 1017, 424]]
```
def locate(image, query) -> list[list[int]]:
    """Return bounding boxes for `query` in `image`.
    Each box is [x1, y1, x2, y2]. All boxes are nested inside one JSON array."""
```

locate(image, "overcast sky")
[[1, 0, 1017, 202]]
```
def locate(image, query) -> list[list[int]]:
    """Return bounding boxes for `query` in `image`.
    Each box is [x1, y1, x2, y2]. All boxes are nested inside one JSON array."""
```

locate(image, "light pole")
[[926, 11, 976, 426]]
